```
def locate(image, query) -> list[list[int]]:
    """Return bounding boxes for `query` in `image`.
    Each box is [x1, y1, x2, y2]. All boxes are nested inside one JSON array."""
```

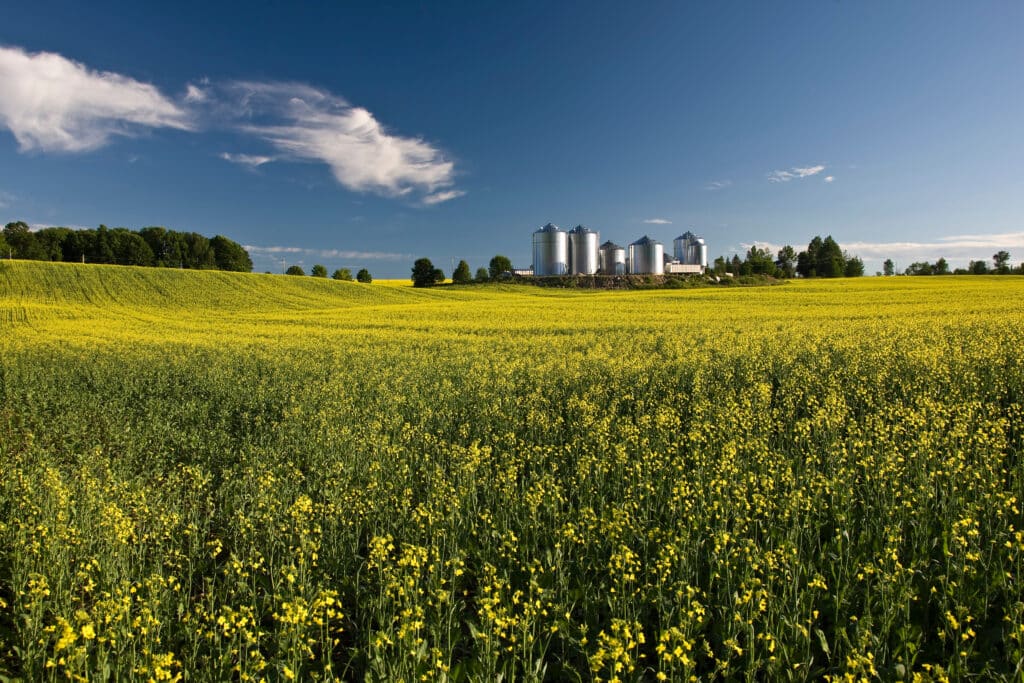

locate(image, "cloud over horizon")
[[643, 218, 672, 224], [0, 45, 193, 153], [244, 244, 413, 261]]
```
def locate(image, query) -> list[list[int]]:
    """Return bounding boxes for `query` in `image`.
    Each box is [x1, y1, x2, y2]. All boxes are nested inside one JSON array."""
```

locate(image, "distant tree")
[[775, 245, 796, 278], [34, 227, 72, 261], [905, 262, 934, 276], [311, 264, 328, 278], [796, 236, 822, 277], [744, 246, 778, 276], [3, 221, 45, 260], [109, 229, 155, 266], [993, 250, 1011, 274], [488, 254, 513, 280], [411, 258, 436, 287], [475, 267, 490, 282], [182, 232, 216, 269], [933, 257, 950, 275], [968, 259, 989, 275], [844, 255, 864, 277], [210, 235, 253, 272], [0, 231, 8, 258], [356, 268, 372, 283], [883, 259, 895, 276], [285, 265, 305, 276], [729, 254, 742, 275], [140, 227, 188, 267], [452, 259, 472, 284], [712, 255, 727, 275], [332, 268, 353, 281], [433, 268, 445, 284], [817, 237, 845, 277]]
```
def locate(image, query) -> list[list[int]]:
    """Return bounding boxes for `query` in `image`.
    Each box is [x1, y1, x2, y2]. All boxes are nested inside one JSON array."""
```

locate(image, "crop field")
[[1, 260, 1022, 682]]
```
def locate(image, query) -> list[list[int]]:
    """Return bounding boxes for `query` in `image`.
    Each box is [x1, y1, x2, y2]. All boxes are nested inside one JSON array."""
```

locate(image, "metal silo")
[[696, 237, 708, 268], [673, 231, 708, 267], [568, 225, 599, 275], [628, 235, 664, 274], [532, 223, 568, 276], [598, 241, 626, 275]]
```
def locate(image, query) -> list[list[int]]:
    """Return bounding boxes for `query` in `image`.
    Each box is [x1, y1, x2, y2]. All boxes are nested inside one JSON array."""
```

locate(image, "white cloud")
[[704, 180, 732, 191], [219, 152, 274, 167], [824, 176, 834, 183], [643, 218, 672, 225], [223, 81, 461, 202], [843, 231, 1024, 261], [422, 189, 466, 205], [768, 165, 826, 183], [184, 83, 208, 103], [0, 45, 193, 152], [244, 244, 413, 260]]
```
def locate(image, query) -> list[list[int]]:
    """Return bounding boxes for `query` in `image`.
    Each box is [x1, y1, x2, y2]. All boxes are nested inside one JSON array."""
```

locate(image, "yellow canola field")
[[1, 260, 1023, 682]]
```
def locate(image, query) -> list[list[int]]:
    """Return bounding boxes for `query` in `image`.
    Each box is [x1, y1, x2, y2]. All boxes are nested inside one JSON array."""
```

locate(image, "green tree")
[[311, 264, 328, 278], [933, 257, 950, 275], [883, 259, 895, 276], [844, 255, 864, 277], [433, 268, 445, 283], [182, 232, 216, 269], [332, 268, 352, 281], [712, 255, 727, 275], [285, 265, 305, 276], [475, 267, 490, 282], [411, 258, 436, 287], [796, 236, 822, 277], [905, 262, 933, 276], [775, 245, 796, 278], [356, 268, 372, 283], [817, 236, 845, 278], [109, 229, 155, 266], [210, 235, 253, 272], [744, 246, 778, 276], [488, 254, 513, 280], [0, 231, 8, 258], [3, 221, 46, 260], [969, 260, 989, 275], [452, 259, 472, 284], [993, 250, 1011, 274]]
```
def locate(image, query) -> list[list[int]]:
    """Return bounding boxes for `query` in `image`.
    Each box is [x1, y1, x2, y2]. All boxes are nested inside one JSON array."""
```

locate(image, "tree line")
[[412, 255, 512, 287], [713, 235, 865, 278], [890, 251, 1020, 276], [284, 264, 373, 282], [1, 221, 253, 272]]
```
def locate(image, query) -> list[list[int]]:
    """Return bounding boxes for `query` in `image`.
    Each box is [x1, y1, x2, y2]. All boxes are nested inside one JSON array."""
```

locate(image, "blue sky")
[[1, 1, 1022, 276]]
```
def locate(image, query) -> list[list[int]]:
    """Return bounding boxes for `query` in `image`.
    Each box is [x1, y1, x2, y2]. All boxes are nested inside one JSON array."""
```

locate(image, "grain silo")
[[568, 225, 600, 275], [532, 223, 568, 276], [598, 241, 626, 275], [673, 231, 708, 268], [628, 235, 664, 275]]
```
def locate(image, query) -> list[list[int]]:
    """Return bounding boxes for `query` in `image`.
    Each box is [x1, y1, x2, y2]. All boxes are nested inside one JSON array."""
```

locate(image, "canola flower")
[[1, 260, 1023, 680]]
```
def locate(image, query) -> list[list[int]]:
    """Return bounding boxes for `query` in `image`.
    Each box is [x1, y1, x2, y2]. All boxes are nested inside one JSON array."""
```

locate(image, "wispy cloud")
[[219, 152, 275, 167], [704, 180, 732, 191], [244, 244, 413, 261], [423, 189, 466, 205], [768, 165, 826, 183], [823, 176, 834, 183], [0, 45, 193, 152], [643, 218, 672, 225], [219, 81, 462, 204]]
